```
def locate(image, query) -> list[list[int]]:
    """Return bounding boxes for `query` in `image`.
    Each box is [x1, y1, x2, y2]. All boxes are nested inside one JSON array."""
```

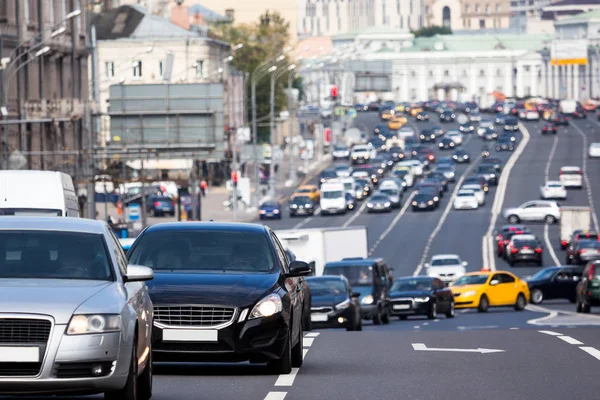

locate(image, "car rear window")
[[560, 169, 581, 175], [513, 240, 537, 248], [323, 265, 374, 286]]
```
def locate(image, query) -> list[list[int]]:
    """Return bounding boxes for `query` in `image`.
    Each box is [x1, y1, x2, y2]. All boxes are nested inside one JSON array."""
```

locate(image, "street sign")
[[262, 144, 272, 160], [334, 106, 345, 117], [128, 203, 141, 222], [348, 108, 357, 118]]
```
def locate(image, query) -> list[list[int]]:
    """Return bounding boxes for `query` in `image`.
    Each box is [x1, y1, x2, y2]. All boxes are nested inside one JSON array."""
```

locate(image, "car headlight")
[[335, 299, 351, 310], [420, 135, 425, 139], [361, 294, 374, 305], [464, 155, 469, 158], [250, 294, 283, 319], [428, 200, 434, 205], [384, 202, 391, 207], [439, 143, 444, 147], [273, 209, 280, 214], [412, 201, 418, 205], [463, 290, 477, 297], [367, 203, 374, 208], [352, 156, 357, 159], [291, 204, 298, 208], [434, 197, 439, 201], [67, 314, 121, 335], [413, 297, 430, 302], [259, 210, 266, 214]]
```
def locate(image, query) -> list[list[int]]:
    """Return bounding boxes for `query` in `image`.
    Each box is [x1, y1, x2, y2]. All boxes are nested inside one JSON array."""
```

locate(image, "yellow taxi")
[[409, 107, 424, 117], [293, 185, 320, 202], [388, 116, 407, 130], [380, 109, 394, 120], [450, 271, 529, 312], [395, 104, 406, 113]]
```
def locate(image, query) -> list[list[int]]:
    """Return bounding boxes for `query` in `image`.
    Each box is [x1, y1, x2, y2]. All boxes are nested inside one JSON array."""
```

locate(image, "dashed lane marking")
[[341, 200, 369, 228], [580, 346, 600, 361], [538, 330, 563, 336], [367, 192, 415, 256], [264, 391, 287, 400], [509, 327, 519, 330], [274, 368, 299, 387], [302, 349, 309, 360], [544, 224, 561, 266], [304, 332, 320, 338], [303, 338, 314, 347], [292, 207, 321, 229], [558, 335, 584, 345]]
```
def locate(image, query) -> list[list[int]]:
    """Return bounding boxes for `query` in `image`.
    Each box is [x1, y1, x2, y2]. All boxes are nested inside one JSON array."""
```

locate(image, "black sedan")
[[367, 193, 393, 213], [438, 137, 456, 149], [439, 110, 455, 122], [306, 275, 362, 331], [416, 111, 429, 121], [289, 195, 316, 217], [412, 192, 438, 211], [452, 149, 471, 163], [541, 123, 557, 134], [495, 136, 515, 152], [506, 238, 543, 266], [480, 157, 503, 173], [419, 129, 436, 142], [553, 114, 569, 126], [459, 123, 475, 133], [431, 125, 444, 137], [425, 172, 449, 191], [503, 117, 519, 131], [388, 146, 406, 162], [388, 277, 455, 320], [128, 222, 312, 374], [482, 128, 498, 140], [526, 266, 583, 304]]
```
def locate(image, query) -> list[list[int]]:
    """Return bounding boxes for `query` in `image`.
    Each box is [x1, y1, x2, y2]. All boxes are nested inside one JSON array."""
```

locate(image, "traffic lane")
[[285, 329, 600, 400], [573, 117, 600, 230]]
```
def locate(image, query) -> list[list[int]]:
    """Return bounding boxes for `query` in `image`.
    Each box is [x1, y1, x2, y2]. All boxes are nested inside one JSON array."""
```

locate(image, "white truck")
[[319, 181, 347, 215], [275, 226, 369, 276], [560, 206, 591, 249], [559, 100, 577, 115]]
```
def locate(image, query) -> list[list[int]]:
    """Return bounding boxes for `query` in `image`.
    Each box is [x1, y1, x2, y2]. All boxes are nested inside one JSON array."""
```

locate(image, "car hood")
[[351, 285, 374, 299], [389, 290, 431, 299], [428, 266, 466, 275], [147, 271, 280, 307], [0, 279, 113, 324], [311, 294, 348, 307]]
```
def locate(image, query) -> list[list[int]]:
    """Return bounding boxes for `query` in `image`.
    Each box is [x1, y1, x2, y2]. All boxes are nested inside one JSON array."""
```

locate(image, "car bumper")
[[453, 294, 478, 309], [309, 308, 355, 328], [388, 301, 430, 316], [321, 207, 346, 215], [289, 208, 314, 215], [360, 305, 378, 319], [0, 326, 129, 396], [509, 253, 542, 263], [454, 202, 478, 209], [152, 313, 289, 363], [367, 206, 391, 213]]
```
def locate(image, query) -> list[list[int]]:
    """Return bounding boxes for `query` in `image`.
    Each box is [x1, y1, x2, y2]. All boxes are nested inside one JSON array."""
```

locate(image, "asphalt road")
[[11, 111, 600, 400]]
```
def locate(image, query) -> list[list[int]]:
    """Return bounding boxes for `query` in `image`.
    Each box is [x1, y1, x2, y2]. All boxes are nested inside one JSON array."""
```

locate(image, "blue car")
[[259, 200, 282, 219], [118, 237, 136, 252]]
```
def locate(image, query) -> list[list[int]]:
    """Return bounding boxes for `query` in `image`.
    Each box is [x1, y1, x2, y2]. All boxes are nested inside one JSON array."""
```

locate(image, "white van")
[[319, 182, 347, 215], [559, 166, 583, 188], [340, 177, 356, 196], [0, 170, 79, 217]]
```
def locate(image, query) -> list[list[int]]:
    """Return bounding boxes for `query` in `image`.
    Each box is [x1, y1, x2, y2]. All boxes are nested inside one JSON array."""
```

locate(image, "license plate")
[[311, 314, 328, 322], [521, 250, 534, 254], [0, 347, 39, 362], [162, 207, 171, 211], [419, 204, 426, 208], [266, 213, 273, 217], [393, 304, 410, 310], [162, 329, 218, 342]]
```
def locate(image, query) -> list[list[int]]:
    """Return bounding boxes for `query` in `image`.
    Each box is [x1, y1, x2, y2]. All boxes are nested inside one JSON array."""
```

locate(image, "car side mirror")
[[124, 265, 154, 283], [461, 261, 468, 267], [424, 263, 430, 269], [351, 291, 361, 298], [490, 279, 499, 286], [287, 260, 312, 277]]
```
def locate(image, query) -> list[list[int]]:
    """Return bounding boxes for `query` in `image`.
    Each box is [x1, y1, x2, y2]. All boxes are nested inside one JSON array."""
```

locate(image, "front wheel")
[[105, 338, 140, 400], [545, 215, 557, 224], [291, 325, 303, 368], [372, 307, 382, 325], [427, 302, 437, 319], [508, 215, 520, 224], [478, 295, 489, 313], [531, 289, 544, 304], [268, 331, 292, 374], [514, 293, 526, 311], [381, 310, 390, 325], [445, 301, 455, 318]]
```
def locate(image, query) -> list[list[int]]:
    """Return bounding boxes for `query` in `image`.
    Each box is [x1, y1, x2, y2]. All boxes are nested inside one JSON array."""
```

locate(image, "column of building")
[[573, 64, 579, 101], [530, 63, 537, 97], [504, 62, 512, 98], [469, 61, 477, 100], [516, 62, 524, 98]]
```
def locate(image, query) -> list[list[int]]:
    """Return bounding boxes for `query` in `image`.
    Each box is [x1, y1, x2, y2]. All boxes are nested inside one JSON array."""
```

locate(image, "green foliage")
[[211, 11, 292, 143], [412, 25, 452, 38]]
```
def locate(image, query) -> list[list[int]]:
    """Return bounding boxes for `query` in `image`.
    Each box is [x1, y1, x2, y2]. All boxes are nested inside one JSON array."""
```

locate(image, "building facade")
[[425, 0, 511, 31], [0, 0, 89, 176]]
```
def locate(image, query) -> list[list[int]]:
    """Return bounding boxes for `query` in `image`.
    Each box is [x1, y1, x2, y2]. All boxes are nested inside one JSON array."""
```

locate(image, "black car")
[[480, 157, 503, 173], [127, 222, 312, 374], [452, 149, 471, 163], [374, 123, 390, 135], [438, 137, 456, 149], [323, 258, 393, 324], [368, 136, 387, 152], [412, 192, 438, 211], [319, 168, 338, 185], [506, 238, 543, 266], [553, 113, 569, 126], [481, 127, 498, 140], [503, 116, 519, 131], [419, 129, 436, 142], [439, 110, 455, 122], [366, 193, 393, 213], [306, 275, 362, 331], [431, 125, 444, 137], [495, 113, 507, 125], [499, 132, 517, 142], [495, 136, 515, 152], [355, 178, 373, 197], [368, 102, 380, 111], [475, 164, 499, 185], [425, 172, 449, 190], [388, 146, 406, 161], [285, 248, 312, 331], [345, 192, 357, 211], [354, 103, 368, 112], [416, 111, 429, 121], [496, 228, 531, 258], [388, 277, 455, 320], [527, 266, 583, 304], [289, 195, 316, 217], [573, 107, 587, 118], [464, 175, 489, 192], [147, 195, 176, 217], [459, 123, 475, 133], [570, 240, 600, 265], [541, 123, 557, 134]]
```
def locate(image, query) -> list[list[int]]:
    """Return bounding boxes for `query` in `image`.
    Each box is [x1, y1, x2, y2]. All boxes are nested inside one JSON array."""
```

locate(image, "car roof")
[[306, 275, 346, 282], [431, 254, 460, 260], [325, 258, 383, 267], [145, 221, 268, 234], [0, 216, 107, 234], [560, 166, 581, 171]]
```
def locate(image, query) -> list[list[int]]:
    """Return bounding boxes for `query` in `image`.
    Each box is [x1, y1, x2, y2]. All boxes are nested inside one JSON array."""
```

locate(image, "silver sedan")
[[0, 217, 154, 400]]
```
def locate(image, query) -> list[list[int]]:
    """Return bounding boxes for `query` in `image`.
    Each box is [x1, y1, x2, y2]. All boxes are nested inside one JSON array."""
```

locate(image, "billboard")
[[551, 39, 588, 66]]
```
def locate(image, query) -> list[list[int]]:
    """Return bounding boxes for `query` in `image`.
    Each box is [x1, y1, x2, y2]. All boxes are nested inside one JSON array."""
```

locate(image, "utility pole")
[[251, 77, 260, 208], [268, 69, 276, 198], [88, 24, 99, 220], [288, 71, 297, 184], [316, 78, 323, 163]]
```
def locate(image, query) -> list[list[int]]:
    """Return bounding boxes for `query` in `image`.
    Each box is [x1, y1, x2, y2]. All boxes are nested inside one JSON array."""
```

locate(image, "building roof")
[[555, 8, 600, 23], [400, 33, 552, 53], [333, 26, 412, 40], [188, 3, 229, 23], [92, 5, 196, 40]]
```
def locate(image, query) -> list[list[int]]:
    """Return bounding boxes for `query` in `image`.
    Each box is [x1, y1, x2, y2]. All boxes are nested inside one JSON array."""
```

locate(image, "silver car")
[[0, 217, 154, 400]]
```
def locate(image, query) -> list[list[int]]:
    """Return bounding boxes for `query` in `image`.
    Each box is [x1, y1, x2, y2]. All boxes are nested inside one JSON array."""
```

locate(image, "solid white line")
[[509, 327, 519, 330], [482, 122, 531, 271], [413, 155, 482, 276], [569, 122, 600, 231], [341, 201, 368, 228], [544, 224, 561, 266], [538, 330, 563, 336], [544, 133, 559, 181], [413, 325, 420, 329], [558, 335, 584, 345], [528, 309, 559, 325], [302, 348, 309, 360], [304, 332, 320, 338], [264, 391, 287, 400], [274, 368, 299, 387], [580, 346, 600, 361], [303, 337, 314, 347], [368, 192, 415, 255]]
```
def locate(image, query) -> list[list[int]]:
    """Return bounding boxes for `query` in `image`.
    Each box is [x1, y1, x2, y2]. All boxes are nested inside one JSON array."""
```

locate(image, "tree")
[[412, 25, 452, 37], [211, 11, 292, 143]]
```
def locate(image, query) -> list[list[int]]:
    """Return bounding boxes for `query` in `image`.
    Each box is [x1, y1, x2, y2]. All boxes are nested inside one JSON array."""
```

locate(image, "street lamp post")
[[287, 65, 298, 184], [268, 66, 278, 198]]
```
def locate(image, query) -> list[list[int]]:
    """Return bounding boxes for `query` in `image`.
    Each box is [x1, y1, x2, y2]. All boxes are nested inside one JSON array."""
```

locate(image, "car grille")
[[311, 306, 333, 313], [55, 361, 114, 378], [0, 317, 52, 377], [154, 341, 233, 353], [154, 305, 236, 327]]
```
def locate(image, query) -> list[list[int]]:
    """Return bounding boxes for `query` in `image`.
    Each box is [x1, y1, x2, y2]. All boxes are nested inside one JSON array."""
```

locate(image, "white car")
[[589, 143, 600, 158], [397, 160, 423, 177], [424, 254, 468, 283], [398, 126, 416, 138], [469, 111, 482, 122], [525, 109, 540, 120], [503, 200, 561, 224], [445, 131, 463, 145], [559, 166, 583, 188], [453, 190, 479, 210], [461, 184, 485, 205], [540, 181, 567, 199]]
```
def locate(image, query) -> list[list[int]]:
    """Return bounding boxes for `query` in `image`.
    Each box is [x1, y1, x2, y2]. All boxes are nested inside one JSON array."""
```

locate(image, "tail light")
[[561, 240, 568, 246], [578, 249, 584, 254], [559, 170, 563, 175], [154, 202, 161, 207], [579, 170, 582, 175], [535, 248, 542, 253], [496, 234, 502, 240], [589, 264, 596, 281], [543, 127, 547, 130], [511, 248, 518, 254]]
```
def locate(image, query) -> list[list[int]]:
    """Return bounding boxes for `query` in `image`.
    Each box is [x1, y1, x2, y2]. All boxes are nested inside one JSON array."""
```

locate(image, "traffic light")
[[331, 85, 338, 100], [232, 171, 239, 187]]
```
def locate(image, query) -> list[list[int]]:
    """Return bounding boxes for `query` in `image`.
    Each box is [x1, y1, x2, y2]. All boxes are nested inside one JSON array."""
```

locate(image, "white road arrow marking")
[[412, 343, 505, 354]]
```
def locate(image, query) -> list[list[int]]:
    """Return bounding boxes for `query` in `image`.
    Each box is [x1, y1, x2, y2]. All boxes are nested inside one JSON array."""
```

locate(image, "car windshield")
[[297, 188, 312, 193], [431, 258, 460, 266], [457, 192, 474, 197], [380, 189, 398, 196], [547, 183, 563, 188], [128, 230, 276, 272], [560, 169, 580, 175], [291, 196, 311, 205], [322, 190, 343, 199], [322, 169, 337, 177], [391, 278, 432, 291], [529, 268, 557, 280], [513, 240, 538, 248], [0, 231, 113, 280], [580, 241, 600, 249], [371, 195, 389, 202], [306, 279, 347, 296], [453, 275, 488, 285], [478, 166, 496, 173], [261, 201, 279, 207], [334, 145, 347, 151], [353, 148, 368, 153], [323, 265, 373, 286]]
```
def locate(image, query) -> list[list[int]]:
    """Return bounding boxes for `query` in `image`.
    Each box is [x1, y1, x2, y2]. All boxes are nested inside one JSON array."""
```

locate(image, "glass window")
[[0, 231, 113, 280], [108, 229, 128, 275], [195, 60, 204, 78], [159, 61, 164, 77], [530, 268, 557, 281], [454, 274, 488, 285], [307, 278, 347, 296], [132, 60, 142, 78], [323, 264, 373, 286], [271, 233, 289, 272], [391, 278, 432, 291], [499, 273, 515, 283], [105, 61, 115, 78], [128, 230, 276, 272]]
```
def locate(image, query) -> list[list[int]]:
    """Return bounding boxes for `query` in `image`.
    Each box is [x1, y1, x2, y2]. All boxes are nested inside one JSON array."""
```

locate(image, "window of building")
[[411, 70, 416, 78], [475, 4, 480, 13], [444, 70, 449, 77], [194, 60, 204, 78], [397, 0, 400, 14], [497, 86, 503, 92], [133, 60, 142, 78], [479, 69, 485, 77], [442, 6, 451, 28], [411, 88, 417, 100], [159, 61, 164, 78], [465, 4, 470, 13], [496, 68, 502, 77], [479, 87, 486, 95], [24, 0, 30, 23], [485, 5, 490, 15], [428, 70, 434, 78], [462, 69, 468, 77], [496, 3, 501, 12], [105, 61, 115, 78], [479, 19, 485, 28]]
